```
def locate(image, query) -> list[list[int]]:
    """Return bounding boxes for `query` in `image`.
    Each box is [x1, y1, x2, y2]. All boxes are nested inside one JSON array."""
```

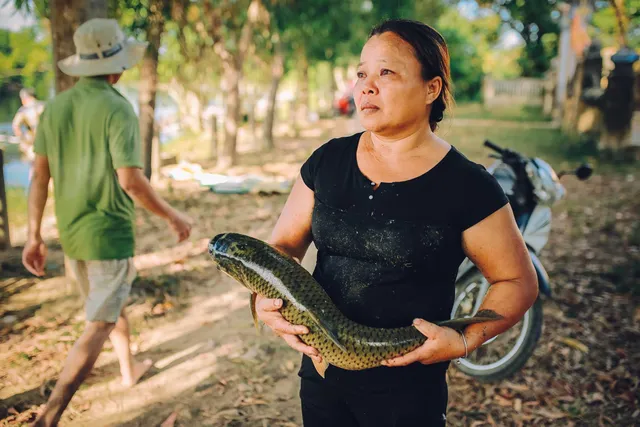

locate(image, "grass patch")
[[163, 130, 212, 162], [448, 103, 552, 122], [442, 125, 638, 175], [6, 186, 56, 236], [6, 187, 29, 229]]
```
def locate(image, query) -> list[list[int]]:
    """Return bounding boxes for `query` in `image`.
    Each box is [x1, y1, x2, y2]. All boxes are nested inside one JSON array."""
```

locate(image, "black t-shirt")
[[298, 132, 508, 391]]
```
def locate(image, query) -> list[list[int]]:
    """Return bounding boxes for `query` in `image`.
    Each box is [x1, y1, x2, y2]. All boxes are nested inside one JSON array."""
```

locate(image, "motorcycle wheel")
[[451, 270, 543, 382]]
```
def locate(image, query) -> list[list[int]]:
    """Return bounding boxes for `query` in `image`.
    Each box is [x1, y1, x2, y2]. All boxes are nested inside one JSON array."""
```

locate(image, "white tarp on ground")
[[163, 162, 292, 194]]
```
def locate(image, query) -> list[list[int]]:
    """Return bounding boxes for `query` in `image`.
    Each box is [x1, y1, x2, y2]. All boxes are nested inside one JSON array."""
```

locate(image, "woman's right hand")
[[255, 294, 323, 363]]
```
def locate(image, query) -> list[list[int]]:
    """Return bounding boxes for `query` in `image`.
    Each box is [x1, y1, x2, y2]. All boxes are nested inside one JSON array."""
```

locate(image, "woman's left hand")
[[381, 318, 466, 367]]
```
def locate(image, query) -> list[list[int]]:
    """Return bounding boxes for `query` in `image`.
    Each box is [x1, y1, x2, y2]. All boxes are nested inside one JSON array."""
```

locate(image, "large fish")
[[208, 232, 502, 378]]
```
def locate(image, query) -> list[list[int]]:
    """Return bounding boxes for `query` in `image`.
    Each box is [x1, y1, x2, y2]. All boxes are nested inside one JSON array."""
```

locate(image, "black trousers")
[[300, 376, 448, 427]]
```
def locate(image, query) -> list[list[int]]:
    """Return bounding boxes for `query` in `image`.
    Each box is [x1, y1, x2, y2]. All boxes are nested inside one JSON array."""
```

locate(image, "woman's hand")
[[255, 294, 323, 363], [381, 318, 466, 367]]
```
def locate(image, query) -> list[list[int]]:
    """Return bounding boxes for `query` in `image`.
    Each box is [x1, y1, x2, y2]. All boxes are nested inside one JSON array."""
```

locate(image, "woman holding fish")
[[255, 19, 538, 426]]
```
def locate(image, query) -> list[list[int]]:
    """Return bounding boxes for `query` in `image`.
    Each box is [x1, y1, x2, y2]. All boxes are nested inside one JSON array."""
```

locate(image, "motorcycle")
[[452, 140, 593, 382]]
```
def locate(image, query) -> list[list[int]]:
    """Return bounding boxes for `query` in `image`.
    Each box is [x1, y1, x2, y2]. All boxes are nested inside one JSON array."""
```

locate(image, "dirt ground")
[[1, 118, 639, 426]]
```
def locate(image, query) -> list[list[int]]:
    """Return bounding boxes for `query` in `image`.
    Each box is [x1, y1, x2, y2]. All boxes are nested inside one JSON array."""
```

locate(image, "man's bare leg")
[[32, 321, 114, 427], [109, 310, 152, 387]]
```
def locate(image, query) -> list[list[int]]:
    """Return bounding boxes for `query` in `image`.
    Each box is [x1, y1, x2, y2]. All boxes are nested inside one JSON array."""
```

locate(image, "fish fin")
[[312, 357, 330, 379], [437, 311, 504, 330], [306, 311, 347, 353], [250, 293, 261, 334]]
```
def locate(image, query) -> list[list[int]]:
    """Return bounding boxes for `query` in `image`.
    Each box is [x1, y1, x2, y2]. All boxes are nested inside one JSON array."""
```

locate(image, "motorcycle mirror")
[[575, 163, 593, 180]]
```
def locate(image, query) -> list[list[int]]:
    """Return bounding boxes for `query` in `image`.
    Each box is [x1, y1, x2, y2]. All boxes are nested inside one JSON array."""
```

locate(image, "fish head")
[[208, 233, 258, 292]]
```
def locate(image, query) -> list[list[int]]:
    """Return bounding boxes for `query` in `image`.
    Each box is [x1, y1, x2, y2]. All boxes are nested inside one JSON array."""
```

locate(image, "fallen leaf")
[[514, 398, 522, 412], [587, 392, 604, 403], [487, 414, 497, 426], [502, 382, 530, 392], [239, 397, 268, 406], [494, 395, 512, 407], [537, 408, 568, 419], [558, 337, 589, 353]]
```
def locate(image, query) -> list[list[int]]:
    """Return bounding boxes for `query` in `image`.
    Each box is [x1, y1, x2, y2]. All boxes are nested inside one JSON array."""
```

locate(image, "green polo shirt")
[[34, 77, 143, 260]]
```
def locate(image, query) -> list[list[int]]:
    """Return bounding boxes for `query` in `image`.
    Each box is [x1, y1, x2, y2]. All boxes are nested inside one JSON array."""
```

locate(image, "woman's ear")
[[426, 76, 443, 105]]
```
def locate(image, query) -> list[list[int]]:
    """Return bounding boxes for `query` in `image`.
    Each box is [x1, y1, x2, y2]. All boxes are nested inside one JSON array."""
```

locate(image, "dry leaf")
[[487, 414, 497, 427], [588, 392, 605, 403], [503, 382, 530, 392], [514, 398, 523, 412], [537, 408, 567, 419], [240, 397, 268, 406], [558, 337, 589, 353], [285, 360, 295, 371], [494, 395, 512, 407]]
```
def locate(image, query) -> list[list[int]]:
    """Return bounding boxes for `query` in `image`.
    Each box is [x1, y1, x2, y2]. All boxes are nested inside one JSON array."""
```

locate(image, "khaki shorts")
[[66, 257, 137, 323]]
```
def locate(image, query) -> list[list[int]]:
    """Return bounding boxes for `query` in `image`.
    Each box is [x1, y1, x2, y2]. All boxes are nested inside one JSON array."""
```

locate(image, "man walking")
[[22, 18, 192, 427], [12, 87, 45, 161]]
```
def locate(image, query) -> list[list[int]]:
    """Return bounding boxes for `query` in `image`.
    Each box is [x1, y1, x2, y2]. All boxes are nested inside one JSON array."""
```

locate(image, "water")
[[1, 86, 183, 189]]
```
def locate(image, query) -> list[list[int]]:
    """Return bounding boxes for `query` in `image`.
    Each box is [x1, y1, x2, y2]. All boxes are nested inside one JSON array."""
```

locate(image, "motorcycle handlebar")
[[484, 140, 505, 154]]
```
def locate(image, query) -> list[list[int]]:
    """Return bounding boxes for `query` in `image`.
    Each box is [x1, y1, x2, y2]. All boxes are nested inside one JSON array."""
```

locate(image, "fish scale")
[[208, 232, 503, 376]]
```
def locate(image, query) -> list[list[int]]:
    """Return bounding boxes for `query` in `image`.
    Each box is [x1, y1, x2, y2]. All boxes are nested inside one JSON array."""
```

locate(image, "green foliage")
[[114, 0, 170, 37], [11, 0, 49, 18], [436, 8, 496, 101], [480, 0, 560, 77], [592, 0, 640, 48], [0, 26, 52, 99]]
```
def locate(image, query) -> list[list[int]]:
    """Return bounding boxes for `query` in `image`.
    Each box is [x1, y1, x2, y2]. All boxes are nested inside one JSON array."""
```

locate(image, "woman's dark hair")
[[369, 19, 452, 131]]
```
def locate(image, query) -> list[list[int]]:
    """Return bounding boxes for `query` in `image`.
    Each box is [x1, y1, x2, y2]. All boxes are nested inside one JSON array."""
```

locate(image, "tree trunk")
[[264, 36, 283, 151], [296, 51, 309, 132], [248, 98, 257, 141], [210, 114, 218, 159], [0, 149, 10, 250], [138, 0, 166, 180], [151, 123, 161, 184], [609, 0, 628, 47], [210, 0, 263, 168], [218, 56, 242, 169], [50, 0, 108, 94]]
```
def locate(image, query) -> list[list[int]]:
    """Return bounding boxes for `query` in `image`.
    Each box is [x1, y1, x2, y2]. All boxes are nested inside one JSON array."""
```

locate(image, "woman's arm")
[[383, 203, 538, 366], [268, 176, 315, 260], [460, 203, 538, 352], [254, 176, 322, 362]]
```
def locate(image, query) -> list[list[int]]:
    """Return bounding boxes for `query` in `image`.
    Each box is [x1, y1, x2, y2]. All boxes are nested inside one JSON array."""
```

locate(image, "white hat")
[[58, 18, 148, 77]]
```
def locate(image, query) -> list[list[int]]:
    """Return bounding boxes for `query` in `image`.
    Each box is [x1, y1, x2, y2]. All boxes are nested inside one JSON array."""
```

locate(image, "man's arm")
[[22, 155, 50, 276], [28, 155, 50, 240], [116, 167, 192, 242]]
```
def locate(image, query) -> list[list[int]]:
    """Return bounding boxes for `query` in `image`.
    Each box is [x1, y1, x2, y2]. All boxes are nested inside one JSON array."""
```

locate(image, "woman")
[[257, 19, 538, 426]]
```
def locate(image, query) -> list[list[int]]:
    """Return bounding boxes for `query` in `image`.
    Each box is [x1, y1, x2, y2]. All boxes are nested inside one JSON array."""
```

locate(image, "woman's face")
[[354, 32, 435, 137]]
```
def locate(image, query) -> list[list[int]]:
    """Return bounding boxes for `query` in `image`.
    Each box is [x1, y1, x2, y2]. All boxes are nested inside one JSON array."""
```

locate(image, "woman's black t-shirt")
[[298, 132, 508, 392]]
